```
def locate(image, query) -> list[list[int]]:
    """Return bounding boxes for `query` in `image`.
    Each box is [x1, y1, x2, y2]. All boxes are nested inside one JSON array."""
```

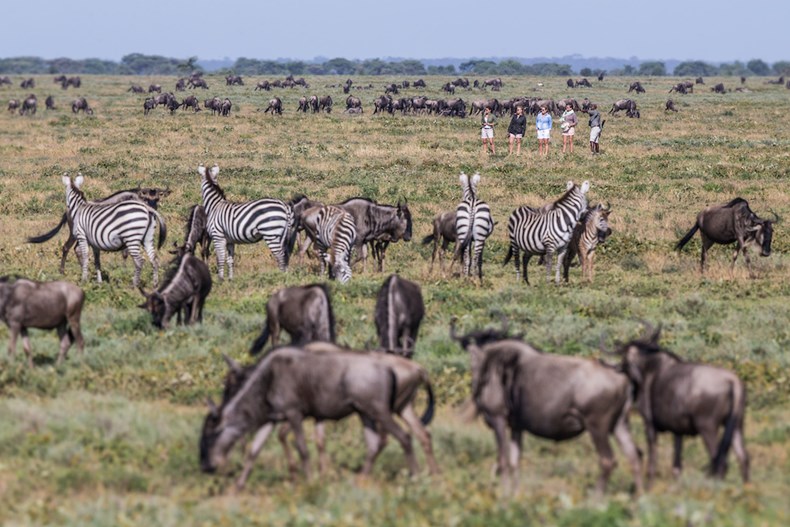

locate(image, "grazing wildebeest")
[[614, 322, 749, 486], [0, 76, 11, 86], [19, 94, 37, 115], [627, 81, 645, 94], [562, 203, 612, 283], [665, 99, 678, 112], [128, 84, 144, 93], [45, 95, 56, 110], [442, 82, 455, 95], [450, 319, 643, 493], [263, 97, 282, 115], [175, 78, 187, 91], [695, 76, 705, 85], [422, 210, 457, 276], [204, 97, 222, 115], [220, 98, 232, 116], [0, 276, 85, 367], [199, 346, 421, 483], [71, 97, 93, 114], [345, 95, 362, 112], [7, 99, 20, 112], [29, 187, 171, 277], [413, 79, 426, 88], [180, 95, 200, 112], [373, 94, 392, 114], [297, 96, 309, 112], [254, 80, 271, 91], [575, 78, 593, 88], [385, 83, 399, 95], [711, 83, 726, 94], [190, 77, 209, 89], [610, 98, 639, 117], [148, 84, 162, 93], [598, 71, 606, 81], [249, 283, 335, 354], [138, 253, 212, 328], [67, 76, 81, 88], [337, 197, 412, 272], [154, 92, 176, 108], [308, 95, 319, 113], [374, 274, 424, 358], [675, 197, 776, 276], [567, 78, 575, 89], [225, 74, 243, 86], [166, 97, 181, 114], [143, 97, 156, 115], [766, 75, 784, 85], [318, 95, 333, 113], [20, 78, 35, 89]]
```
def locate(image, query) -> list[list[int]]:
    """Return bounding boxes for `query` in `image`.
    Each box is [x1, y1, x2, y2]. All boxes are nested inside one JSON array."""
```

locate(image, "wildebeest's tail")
[[318, 283, 337, 343], [675, 223, 699, 251], [420, 381, 435, 426], [711, 379, 744, 477], [388, 368, 398, 412], [149, 208, 167, 249], [27, 212, 68, 243], [249, 321, 271, 355], [421, 233, 435, 246]]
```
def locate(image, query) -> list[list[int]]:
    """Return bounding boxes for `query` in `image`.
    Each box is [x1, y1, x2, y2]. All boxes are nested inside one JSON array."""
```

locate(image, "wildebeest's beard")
[[759, 222, 773, 257]]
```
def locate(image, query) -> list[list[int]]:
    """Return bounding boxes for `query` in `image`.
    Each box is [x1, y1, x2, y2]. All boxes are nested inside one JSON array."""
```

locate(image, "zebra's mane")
[[204, 177, 227, 201], [547, 184, 580, 211]]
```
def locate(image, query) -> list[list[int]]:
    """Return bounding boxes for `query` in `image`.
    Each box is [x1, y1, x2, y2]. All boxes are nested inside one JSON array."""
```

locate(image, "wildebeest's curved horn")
[[222, 354, 241, 373], [768, 208, 780, 224], [639, 319, 662, 343], [604, 201, 612, 212], [137, 285, 149, 298]]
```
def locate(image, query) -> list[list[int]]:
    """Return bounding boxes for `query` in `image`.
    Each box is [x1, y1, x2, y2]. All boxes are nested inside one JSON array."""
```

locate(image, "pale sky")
[[3, 0, 787, 64]]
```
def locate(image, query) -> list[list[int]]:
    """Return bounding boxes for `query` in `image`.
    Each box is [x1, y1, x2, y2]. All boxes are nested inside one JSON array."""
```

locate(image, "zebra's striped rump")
[[301, 205, 357, 284], [455, 173, 495, 283], [504, 180, 590, 284]]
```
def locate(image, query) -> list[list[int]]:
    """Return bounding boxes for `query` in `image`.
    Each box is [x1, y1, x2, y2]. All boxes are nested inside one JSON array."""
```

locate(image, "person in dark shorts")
[[507, 105, 527, 156], [588, 104, 602, 155]]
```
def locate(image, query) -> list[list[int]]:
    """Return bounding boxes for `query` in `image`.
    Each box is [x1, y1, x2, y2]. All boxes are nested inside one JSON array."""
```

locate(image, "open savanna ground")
[[0, 74, 789, 526]]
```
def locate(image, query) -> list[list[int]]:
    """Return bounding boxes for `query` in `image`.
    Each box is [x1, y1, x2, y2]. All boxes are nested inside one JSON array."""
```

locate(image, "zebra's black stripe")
[[455, 173, 494, 282]]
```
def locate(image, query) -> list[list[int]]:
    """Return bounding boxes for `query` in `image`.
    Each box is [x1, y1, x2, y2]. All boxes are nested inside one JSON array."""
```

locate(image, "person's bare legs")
[[516, 137, 521, 156]]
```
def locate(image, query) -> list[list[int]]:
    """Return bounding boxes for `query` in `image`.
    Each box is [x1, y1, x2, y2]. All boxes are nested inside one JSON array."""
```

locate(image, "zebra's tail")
[[27, 212, 68, 243], [503, 242, 515, 266], [675, 222, 699, 252]]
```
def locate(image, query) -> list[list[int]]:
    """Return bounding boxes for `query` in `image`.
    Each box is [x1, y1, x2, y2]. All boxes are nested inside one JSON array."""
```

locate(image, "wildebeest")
[[54, 76, 81, 89], [318, 95, 333, 113], [189, 77, 209, 89], [384, 83, 399, 95], [20, 78, 35, 89], [598, 71, 606, 81], [766, 75, 784, 85], [575, 78, 593, 88], [711, 83, 726, 94], [175, 78, 187, 91], [345, 107, 362, 115], [19, 94, 37, 115], [695, 76, 705, 84], [610, 98, 639, 117], [148, 84, 162, 93], [219, 98, 232, 116], [562, 203, 612, 283], [138, 253, 212, 328], [308, 95, 319, 113], [374, 274, 424, 358], [45, 95, 56, 110], [0, 276, 85, 367], [675, 197, 776, 276], [180, 95, 200, 112], [178, 204, 211, 261], [204, 97, 222, 115], [254, 80, 271, 91], [450, 319, 643, 493], [0, 76, 13, 86], [128, 84, 144, 93], [665, 99, 678, 112], [613, 322, 749, 486], [249, 283, 335, 354], [297, 96, 309, 112], [627, 81, 645, 94], [373, 94, 392, 114], [422, 210, 457, 276], [413, 79, 426, 88], [143, 97, 156, 115], [337, 197, 413, 272], [7, 99, 20, 112], [345, 95, 362, 112], [566, 78, 575, 89], [199, 346, 421, 482], [669, 81, 694, 94], [225, 74, 243, 86], [71, 97, 93, 115], [263, 97, 282, 115]]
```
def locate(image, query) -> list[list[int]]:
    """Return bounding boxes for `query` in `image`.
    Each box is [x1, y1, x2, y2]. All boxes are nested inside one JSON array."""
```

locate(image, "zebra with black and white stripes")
[[300, 205, 357, 284], [199, 164, 294, 280], [61, 173, 167, 287], [503, 180, 590, 284], [454, 173, 495, 283]]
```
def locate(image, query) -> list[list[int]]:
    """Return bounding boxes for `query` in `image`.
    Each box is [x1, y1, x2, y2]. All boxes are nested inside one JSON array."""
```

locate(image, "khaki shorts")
[[481, 127, 494, 139], [562, 126, 575, 137], [590, 126, 601, 143], [537, 129, 551, 140]]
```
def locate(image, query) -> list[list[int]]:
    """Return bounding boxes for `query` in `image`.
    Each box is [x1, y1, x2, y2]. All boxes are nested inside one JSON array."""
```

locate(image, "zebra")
[[454, 173, 495, 283], [199, 164, 294, 280], [61, 173, 167, 287], [562, 203, 612, 283], [503, 180, 590, 284], [300, 205, 357, 284]]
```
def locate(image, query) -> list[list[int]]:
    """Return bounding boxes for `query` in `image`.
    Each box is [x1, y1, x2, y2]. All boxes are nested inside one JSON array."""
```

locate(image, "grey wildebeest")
[[374, 274, 424, 357], [143, 98, 156, 115], [665, 99, 678, 112], [711, 83, 726, 94], [7, 99, 20, 112], [28, 186, 171, 277], [0, 276, 85, 367], [318, 95, 333, 113], [345, 95, 362, 112], [450, 319, 643, 493], [610, 98, 639, 118], [148, 84, 162, 93], [180, 95, 200, 112], [254, 80, 271, 91], [178, 204, 211, 261], [613, 323, 749, 486], [263, 97, 282, 115], [199, 345, 422, 484], [337, 197, 413, 272], [297, 96, 309, 112], [422, 210, 458, 276], [20, 78, 35, 89], [675, 197, 776, 276], [71, 97, 93, 114], [45, 95, 56, 110], [138, 253, 212, 328], [248, 283, 336, 354], [628, 81, 645, 94], [20, 94, 37, 115], [562, 203, 612, 283]]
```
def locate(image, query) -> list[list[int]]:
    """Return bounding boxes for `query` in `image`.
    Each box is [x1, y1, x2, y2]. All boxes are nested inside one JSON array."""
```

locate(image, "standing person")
[[588, 103, 602, 155], [536, 106, 552, 156], [560, 103, 578, 153], [507, 105, 527, 156], [481, 106, 496, 155]]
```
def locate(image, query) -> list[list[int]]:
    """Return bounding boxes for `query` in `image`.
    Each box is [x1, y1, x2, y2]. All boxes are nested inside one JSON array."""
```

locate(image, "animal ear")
[[74, 174, 84, 189], [459, 172, 468, 187], [222, 353, 242, 373], [210, 164, 219, 181], [581, 181, 591, 194], [198, 164, 206, 177], [471, 173, 481, 187], [61, 173, 71, 186], [566, 181, 574, 190]]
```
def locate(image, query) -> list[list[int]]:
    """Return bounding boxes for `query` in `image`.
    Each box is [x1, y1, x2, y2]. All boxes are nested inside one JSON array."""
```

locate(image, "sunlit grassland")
[[0, 74, 789, 526]]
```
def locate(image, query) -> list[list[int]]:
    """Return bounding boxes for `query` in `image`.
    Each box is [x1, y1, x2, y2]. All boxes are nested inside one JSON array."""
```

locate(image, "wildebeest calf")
[[0, 276, 85, 367], [422, 210, 457, 275], [249, 283, 335, 354], [562, 203, 612, 283], [138, 253, 212, 328]]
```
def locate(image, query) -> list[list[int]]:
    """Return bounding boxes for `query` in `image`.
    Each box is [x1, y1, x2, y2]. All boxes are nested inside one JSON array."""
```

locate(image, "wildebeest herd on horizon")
[[2, 71, 784, 495]]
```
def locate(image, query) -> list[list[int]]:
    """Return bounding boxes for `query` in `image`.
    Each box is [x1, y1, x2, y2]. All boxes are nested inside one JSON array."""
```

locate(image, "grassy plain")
[[0, 74, 789, 526]]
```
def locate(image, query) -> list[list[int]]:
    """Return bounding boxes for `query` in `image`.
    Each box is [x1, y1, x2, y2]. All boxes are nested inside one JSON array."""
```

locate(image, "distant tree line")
[[1, 54, 788, 77]]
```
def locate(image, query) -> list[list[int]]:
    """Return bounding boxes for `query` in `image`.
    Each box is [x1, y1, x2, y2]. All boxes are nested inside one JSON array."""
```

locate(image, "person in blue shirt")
[[536, 106, 552, 156]]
